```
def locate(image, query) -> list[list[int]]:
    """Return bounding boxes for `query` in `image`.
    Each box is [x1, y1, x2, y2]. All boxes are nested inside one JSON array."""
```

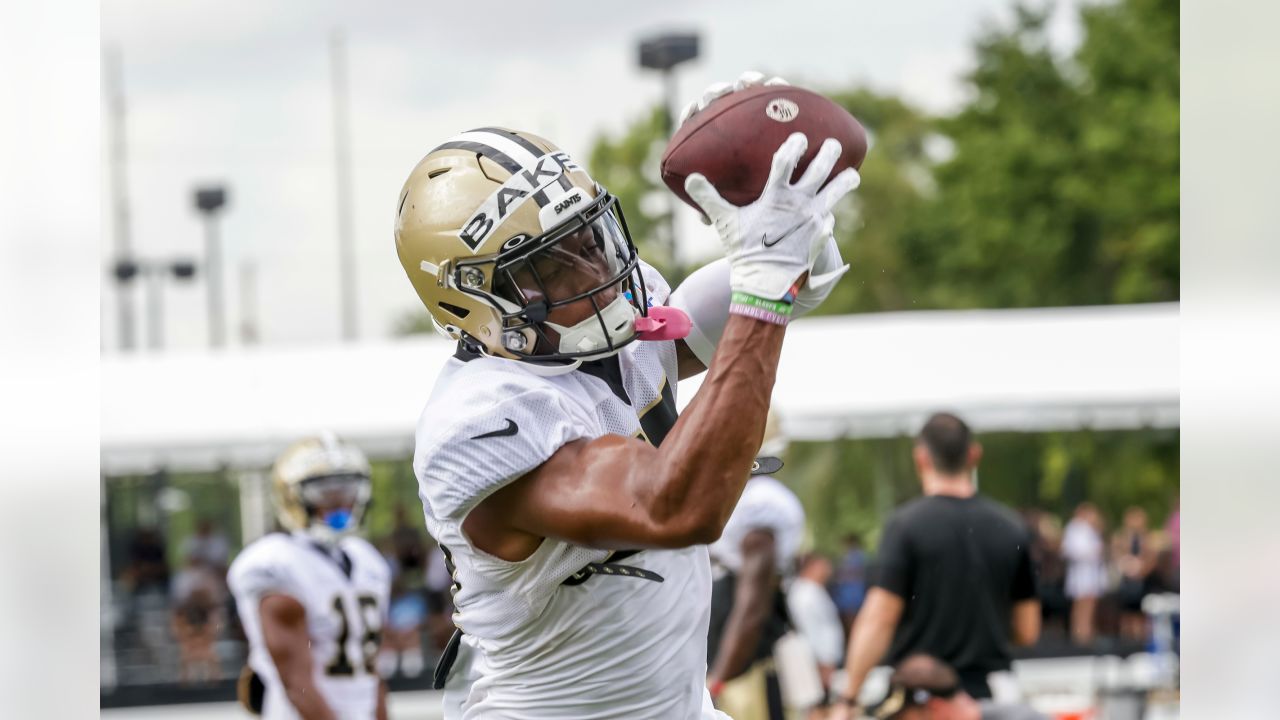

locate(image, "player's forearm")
[[647, 314, 785, 538], [709, 593, 770, 683], [376, 678, 389, 720], [280, 675, 339, 720], [841, 614, 895, 702]]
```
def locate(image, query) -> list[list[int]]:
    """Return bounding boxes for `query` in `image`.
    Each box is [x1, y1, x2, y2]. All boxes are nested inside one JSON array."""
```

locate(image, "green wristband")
[[730, 291, 794, 316]]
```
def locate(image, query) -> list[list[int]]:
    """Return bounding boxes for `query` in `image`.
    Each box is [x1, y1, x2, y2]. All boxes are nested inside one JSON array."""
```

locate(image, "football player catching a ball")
[[395, 72, 860, 719]]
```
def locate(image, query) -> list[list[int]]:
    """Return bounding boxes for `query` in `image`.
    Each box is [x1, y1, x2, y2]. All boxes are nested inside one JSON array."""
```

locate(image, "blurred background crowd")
[[102, 470, 1179, 708]]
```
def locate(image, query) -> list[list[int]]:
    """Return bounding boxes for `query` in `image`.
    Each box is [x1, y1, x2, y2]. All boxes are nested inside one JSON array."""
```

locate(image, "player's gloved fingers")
[[765, 133, 809, 192], [808, 262, 850, 292], [684, 173, 733, 223], [734, 70, 767, 90], [698, 81, 734, 110], [795, 138, 844, 195], [811, 233, 844, 275], [807, 213, 837, 265], [818, 167, 861, 212], [797, 262, 850, 315], [677, 99, 701, 128], [763, 76, 790, 86]]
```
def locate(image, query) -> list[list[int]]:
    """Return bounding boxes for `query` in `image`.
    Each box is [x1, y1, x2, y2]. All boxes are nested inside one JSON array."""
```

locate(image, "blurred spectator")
[[1166, 496, 1180, 585], [833, 533, 868, 633], [169, 554, 226, 683], [125, 526, 171, 594], [380, 574, 428, 679], [181, 517, 230, 577], [1145, 529, 1178, 595], [787, 553, 845, 695], [170, 552, 225, 615], [1028, 512, 1069, 639], [1062, 503, 1106, 646], [1111, 506, 1153, 641], [390, 504, 427, 585], [851, 654, 1047, 720], [424, 543, 456, 652], [837, 413, 1040, 709]]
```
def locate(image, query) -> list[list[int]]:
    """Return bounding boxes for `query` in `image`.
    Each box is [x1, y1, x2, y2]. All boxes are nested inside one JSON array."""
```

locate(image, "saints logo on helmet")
[[395, 127, 651, 365], [272, 432, 372, 543]]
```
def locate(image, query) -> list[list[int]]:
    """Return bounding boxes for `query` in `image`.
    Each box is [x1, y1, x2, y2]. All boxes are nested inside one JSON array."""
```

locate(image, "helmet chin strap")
[[478, 288, 638, 374]]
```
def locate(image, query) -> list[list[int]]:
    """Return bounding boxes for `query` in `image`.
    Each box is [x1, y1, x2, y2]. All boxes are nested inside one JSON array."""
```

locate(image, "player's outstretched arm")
[[466, 134, 856, 558], [260, 594, 339, 720], [471, 311, 788, 556]]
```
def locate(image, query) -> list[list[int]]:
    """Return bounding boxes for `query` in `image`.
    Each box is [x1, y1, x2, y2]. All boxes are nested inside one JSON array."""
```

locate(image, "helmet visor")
[[452, 191, 649, 362], [299, 474, 369, 511], [491, 200, 635, 308]]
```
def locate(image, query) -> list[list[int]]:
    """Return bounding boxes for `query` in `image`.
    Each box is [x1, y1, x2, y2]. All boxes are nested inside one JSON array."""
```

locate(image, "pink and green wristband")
[[730, 290, 795, 326]]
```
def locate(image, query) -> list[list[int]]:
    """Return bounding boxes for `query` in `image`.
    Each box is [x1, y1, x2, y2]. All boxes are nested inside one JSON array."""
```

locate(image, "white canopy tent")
[[101, 303, 1178, 476]]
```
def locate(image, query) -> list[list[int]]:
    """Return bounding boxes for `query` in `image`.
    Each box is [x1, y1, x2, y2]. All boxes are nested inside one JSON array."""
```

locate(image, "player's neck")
[[921, 474, 976, 498]]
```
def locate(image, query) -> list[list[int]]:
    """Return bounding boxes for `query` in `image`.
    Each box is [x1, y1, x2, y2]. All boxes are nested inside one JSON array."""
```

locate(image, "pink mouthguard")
[[634, 305, 692, 341]]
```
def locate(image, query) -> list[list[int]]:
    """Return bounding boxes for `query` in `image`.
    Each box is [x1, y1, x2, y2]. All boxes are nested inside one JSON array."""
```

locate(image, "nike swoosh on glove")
[[685, 132, 860, 301]]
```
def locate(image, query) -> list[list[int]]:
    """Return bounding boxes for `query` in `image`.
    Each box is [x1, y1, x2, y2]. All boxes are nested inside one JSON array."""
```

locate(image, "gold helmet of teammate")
[[271, 432, 372, 543], [394, 127, 651, 364]]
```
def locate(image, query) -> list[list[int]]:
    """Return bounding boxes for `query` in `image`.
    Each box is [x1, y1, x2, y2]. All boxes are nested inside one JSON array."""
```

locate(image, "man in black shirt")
[[831, 413, 1041, 718]]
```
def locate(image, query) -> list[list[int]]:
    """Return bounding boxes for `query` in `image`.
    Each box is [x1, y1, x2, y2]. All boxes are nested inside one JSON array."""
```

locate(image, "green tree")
[[587, 106, 676, 279], [392, 307, 435, 336], [905, 0, 1178, 308], [817, 89, 935, 314]]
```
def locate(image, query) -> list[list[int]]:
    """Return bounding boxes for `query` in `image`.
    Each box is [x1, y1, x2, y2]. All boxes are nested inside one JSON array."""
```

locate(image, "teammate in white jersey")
[[394, 72, 861, 719], [228, 433, 392, 720], [707, 412, 811, 720]]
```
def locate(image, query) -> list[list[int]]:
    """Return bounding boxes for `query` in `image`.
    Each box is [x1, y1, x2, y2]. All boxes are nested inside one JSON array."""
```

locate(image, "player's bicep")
[[734, 529, 777, 609], [259, 594, 313, 680], [478, 434, 693, 551]]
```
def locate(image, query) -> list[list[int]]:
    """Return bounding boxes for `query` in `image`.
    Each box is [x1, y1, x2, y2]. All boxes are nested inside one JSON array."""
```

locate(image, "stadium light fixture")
[[193, 185, 229, 349]]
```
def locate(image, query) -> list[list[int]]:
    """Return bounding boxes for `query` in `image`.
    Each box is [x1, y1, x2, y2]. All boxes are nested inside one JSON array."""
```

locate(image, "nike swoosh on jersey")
[[471, 418, 519, 439], [761, 221, 806, 248]]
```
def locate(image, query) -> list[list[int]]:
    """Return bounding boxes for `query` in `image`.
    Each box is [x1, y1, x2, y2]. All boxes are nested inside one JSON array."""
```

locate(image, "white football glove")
[[793, 235, 851, 315], [685, 132, 860, 301], [677, 70, 789, 128]]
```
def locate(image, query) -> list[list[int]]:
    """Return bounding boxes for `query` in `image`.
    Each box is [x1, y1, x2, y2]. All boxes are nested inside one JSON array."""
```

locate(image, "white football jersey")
[[414, 262, 727, 720], [228, 531, 392, 720], [709, 475, 806, 576]]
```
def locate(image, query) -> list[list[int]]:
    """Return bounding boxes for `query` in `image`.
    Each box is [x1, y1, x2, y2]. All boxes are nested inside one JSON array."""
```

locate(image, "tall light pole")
[[238, 259, 260, 346], [194, 186, 229, 349], [105, 46, 137, 352], [331, 30, 358, 342], [115, 258, 197, 350], [638, 32, 700, 278]]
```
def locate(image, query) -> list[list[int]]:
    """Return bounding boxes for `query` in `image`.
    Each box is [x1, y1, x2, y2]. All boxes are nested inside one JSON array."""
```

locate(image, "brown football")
[[660, 84, 868, 211]]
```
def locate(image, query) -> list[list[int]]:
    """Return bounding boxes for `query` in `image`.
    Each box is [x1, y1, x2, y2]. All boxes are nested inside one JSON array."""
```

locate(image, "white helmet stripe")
[[447, 129, 543, 170], [468, 127, 546, 162]]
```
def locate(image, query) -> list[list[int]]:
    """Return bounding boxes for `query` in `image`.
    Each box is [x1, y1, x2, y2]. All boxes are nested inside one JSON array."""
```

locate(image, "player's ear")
[[912, 443, 931, 476], [968, 442, 983, 470]]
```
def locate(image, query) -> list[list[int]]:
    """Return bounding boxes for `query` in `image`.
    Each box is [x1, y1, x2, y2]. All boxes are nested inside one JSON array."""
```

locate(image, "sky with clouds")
[[100, 0, 1081, 352]]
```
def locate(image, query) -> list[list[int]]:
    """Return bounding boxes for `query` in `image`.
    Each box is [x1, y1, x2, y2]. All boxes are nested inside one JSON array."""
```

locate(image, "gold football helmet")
[[271, 432, 372, 541], [395, 127, 651, 364]]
